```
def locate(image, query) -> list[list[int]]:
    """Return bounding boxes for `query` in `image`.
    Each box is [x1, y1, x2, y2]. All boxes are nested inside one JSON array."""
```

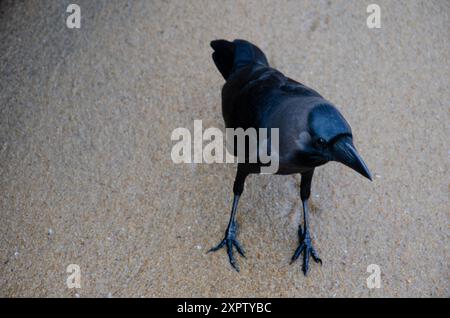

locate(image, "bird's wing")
[[222, 65, 285, 129], [223, 67, 324, 128], [279, 77, 323, 99]]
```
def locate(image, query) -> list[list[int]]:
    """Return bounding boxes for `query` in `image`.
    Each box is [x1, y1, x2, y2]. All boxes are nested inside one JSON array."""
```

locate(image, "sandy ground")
[[0, 0, 448, 298]]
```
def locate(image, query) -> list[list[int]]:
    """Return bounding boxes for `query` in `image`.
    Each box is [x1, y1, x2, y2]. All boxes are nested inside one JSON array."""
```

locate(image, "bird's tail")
[[210, 39, 269, 80]]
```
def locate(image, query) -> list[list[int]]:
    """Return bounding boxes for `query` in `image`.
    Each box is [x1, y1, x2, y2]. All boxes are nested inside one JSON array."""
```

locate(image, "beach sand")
[[0, 0, 448, 297]]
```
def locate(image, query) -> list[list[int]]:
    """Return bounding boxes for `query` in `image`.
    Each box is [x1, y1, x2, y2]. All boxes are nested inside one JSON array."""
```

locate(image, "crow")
[[208, 39, 372, 275]]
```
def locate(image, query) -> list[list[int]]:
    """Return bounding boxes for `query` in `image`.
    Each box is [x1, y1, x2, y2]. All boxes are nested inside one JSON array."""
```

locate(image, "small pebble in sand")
[[48, 229, 54, 236], [14, 251, 19, 257], [195, 245, 202, 250], [75, 293, 80, 298]]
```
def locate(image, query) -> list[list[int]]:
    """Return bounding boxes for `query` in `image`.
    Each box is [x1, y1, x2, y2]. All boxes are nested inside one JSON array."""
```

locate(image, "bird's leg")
[[208, 167, 248, 272], [291, 170, 322, 275]]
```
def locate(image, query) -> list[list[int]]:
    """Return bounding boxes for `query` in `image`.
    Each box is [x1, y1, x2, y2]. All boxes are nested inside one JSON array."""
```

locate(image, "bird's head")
[[304, 103, 372, 180]]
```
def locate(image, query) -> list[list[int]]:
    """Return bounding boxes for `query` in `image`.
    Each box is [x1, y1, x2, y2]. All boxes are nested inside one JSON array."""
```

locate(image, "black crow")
[[208, 39, 372, 275]]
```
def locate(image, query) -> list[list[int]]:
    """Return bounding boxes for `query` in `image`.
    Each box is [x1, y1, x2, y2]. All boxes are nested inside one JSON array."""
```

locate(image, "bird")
[[208, 39, 372, 275]]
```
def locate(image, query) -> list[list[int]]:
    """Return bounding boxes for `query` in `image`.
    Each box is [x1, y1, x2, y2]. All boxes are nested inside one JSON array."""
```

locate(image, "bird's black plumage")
[[208, 39, 372, 275]]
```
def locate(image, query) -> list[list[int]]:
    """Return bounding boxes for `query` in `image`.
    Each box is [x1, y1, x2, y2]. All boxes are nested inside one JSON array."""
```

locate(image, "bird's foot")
[[208, 222, 245, 272], [290, 225, 322, 276]]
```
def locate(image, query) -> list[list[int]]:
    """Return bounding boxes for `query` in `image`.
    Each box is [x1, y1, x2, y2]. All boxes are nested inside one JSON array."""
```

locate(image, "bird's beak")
[[332, 136, 372, 181]]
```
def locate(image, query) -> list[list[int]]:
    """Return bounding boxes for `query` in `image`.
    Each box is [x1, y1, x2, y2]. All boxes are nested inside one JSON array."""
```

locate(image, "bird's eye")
[[315, 138, 327, 148]]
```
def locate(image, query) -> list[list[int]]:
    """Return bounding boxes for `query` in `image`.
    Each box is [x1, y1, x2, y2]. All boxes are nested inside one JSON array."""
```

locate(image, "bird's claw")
[[208, 225, 245, 272], [290, 225, 322, 275]]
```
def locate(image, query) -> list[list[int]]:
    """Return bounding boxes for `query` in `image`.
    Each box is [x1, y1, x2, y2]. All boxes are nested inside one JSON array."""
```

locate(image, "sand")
[[0, 0, 448, 297]]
